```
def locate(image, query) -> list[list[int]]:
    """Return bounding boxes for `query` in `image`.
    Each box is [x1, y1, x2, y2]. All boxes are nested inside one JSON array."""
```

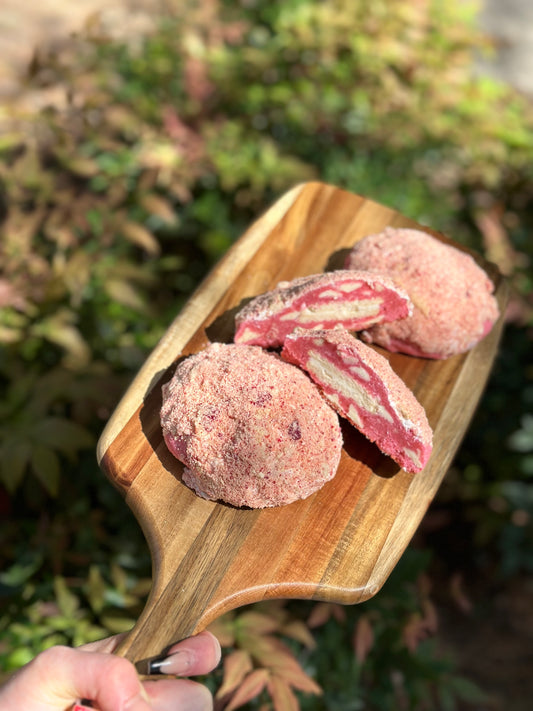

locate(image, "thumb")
[[0, 646, 151, 711]]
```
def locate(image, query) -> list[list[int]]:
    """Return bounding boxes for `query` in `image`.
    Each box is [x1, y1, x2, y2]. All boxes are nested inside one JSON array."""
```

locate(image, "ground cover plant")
[[1, 0, 532, 708]]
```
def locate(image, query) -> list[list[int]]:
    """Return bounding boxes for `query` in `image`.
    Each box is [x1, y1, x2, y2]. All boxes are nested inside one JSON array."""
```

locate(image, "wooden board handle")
[[115, 507, 260, 661]]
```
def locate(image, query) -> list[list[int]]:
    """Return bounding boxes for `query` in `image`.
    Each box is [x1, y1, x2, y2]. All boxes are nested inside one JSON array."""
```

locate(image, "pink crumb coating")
[[234, 270, 412, 348], [282, 328, 433, 473], [344, 227, 500, 359], [160, 342, 343, 508]]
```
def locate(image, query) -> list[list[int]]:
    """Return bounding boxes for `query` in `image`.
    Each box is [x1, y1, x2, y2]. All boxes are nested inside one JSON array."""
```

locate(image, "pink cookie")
[[282, 328, 433, 473], [344, 227, 499, 359], [161, 343, 343, 508], [234, 270, 412, 348]]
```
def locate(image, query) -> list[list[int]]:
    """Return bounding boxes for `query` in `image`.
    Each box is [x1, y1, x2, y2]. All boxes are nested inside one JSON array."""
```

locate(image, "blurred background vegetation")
[[0, 0, 532, 709]]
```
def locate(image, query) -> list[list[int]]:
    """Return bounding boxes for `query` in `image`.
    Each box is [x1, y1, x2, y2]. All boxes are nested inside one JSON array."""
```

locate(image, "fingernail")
[[149, 650, 193, 676], [72, 705, 94, 711]]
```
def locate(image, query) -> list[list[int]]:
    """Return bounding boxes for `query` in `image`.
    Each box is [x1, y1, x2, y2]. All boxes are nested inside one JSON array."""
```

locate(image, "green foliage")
[[0, 368, 95, 494], [0, 564, 150, 673], [1, 0, 532, 706]]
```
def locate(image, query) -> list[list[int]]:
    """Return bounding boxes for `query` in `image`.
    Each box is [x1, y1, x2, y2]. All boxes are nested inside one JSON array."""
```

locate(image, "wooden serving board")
[[97, 181, 508, 665]]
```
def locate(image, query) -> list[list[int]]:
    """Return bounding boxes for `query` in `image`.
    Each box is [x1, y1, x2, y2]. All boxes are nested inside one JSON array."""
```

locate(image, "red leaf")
[[249, 637, 321, 695], [208, 613, 236, 647], [184, 55, 214, 104], [238, 611, 281, 636], [475, 204, 523, 277], [402, 612, 436, 653], [121, 221, 160, 255], [247, 636, 295, 670], [281, 620, 317, 650], [449, 572, 474, 614], [276, 665, 321, 696], [225, 669, 269, 711], [139, 193, 177, 224], [421, 597, 439, 635], [216, 650, 253, 699], [307, 602, 331, 628], [353, 614, 374, 664], [267, 676, 300, 711], [307, 602, 345, 628], [417, 573, 432, 598]]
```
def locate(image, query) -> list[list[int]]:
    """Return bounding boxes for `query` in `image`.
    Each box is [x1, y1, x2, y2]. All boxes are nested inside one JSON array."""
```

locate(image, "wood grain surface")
[[96, 181, 508, 665]]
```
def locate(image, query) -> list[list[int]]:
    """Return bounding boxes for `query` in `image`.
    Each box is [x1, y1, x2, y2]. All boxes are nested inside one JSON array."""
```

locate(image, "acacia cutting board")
[[97, 181, 508, 665]]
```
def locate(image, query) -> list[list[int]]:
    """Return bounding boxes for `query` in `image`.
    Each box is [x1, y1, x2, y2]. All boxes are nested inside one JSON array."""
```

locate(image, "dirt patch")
[[0, 0, 161, 97], [438, 576, 533, 710]]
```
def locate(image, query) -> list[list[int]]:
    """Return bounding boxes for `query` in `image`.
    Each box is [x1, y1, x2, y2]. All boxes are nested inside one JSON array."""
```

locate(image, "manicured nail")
[[148, 649, 193, 676], [71, 704, 94, 711]]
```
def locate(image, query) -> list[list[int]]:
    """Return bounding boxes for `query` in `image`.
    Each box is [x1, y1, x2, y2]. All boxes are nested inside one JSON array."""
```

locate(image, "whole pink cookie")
[[282, 328, 433, 473], [234, 270, 412, 348], [344, 227, 499, 359], [161, 343, 343, 508]]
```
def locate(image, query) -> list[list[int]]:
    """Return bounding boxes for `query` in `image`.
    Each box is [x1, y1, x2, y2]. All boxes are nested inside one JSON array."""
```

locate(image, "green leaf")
[[0, 551, 43, 588], [5, 647, 34, 671], [448, 675, 490, 704], [100, 615, 136, 634], [104, 279, 147, 311], [30, 445, 61, 496], [31, 311, 91, 369], [110, 562, 129, 594], [31, 418, 94, 454], [72, 622, 108, 647], [437, 683, 457, 711], [87, 566, 107, 614], [54, 577, 80, 619], [0, 440, 31, 493], [508, 414, 533, 453]]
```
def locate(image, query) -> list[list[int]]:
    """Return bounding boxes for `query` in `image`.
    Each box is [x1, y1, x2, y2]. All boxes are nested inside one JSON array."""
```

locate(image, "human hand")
[[0, 630, 221, 711]]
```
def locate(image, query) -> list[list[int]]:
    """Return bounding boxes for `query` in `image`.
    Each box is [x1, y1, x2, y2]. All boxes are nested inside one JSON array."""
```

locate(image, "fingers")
[[144, 679, 213, 711], [81, 630, 221, 677], [149, 631, 222, 677], [0, 632, 221, 711], [0, 646, 150, 711]]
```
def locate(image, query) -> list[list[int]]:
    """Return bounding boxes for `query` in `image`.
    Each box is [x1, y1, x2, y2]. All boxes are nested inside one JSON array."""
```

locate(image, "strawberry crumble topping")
[[344, 227, 499, 359], [160, 343, 343, 508]]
